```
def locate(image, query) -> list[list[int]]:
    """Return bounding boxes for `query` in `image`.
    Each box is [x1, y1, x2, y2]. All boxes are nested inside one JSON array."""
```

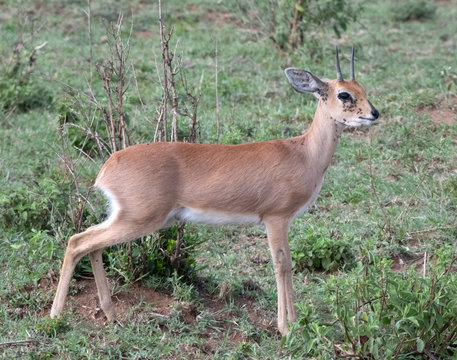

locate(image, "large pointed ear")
[[285, 68, 327, 98]]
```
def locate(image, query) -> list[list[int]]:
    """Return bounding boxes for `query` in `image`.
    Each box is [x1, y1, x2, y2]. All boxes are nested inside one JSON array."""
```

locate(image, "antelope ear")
[[285, 68, 327, 98]]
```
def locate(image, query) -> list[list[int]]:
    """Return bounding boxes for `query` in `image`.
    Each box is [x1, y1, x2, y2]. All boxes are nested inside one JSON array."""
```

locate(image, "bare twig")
[[94, 13, 132, 153], [178, 71, 201, 143], [131, 62, 145, 108], [97, 62, 117, 152], [0, 339, 39, 348], [215, 39, 220, 141], [83, 0, 93, 87], [158, 0, 169, 141], [422, 251, 427, 278]]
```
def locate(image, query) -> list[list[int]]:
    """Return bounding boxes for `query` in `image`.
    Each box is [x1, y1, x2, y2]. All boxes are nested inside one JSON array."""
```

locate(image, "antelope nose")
[[368, 101, 379, 120], [371, 107, 379, 120]]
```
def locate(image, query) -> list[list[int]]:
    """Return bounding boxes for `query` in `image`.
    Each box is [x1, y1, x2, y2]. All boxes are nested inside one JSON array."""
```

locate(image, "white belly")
[[164, 207, 261, 227]]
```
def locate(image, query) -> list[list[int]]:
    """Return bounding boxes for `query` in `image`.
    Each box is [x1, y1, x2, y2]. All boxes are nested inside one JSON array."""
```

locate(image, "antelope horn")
[[336, 46, 343, 82], [350, 45, 355, 80]]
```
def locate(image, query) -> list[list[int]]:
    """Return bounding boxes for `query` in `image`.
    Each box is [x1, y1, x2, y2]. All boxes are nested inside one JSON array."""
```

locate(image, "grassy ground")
[[1, 0, 457, 358]]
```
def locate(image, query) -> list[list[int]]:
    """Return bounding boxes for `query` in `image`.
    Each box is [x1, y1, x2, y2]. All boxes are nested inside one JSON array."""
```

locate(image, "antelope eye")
[[338, 92, 352, 102]]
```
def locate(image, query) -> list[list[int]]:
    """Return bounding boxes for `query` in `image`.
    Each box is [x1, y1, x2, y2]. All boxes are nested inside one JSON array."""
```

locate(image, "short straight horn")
[[350, 45, 355, 80], [336, 46, 343, 82]]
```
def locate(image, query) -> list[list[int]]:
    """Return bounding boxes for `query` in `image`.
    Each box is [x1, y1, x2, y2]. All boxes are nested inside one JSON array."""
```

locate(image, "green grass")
[[1, 0, 457, 358]]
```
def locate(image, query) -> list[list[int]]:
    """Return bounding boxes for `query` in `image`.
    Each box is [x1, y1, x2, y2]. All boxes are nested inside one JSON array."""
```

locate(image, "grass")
[[1, 0, 457, 358]]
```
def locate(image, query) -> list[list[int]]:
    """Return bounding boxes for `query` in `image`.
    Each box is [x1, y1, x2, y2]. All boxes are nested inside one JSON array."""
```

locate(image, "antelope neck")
[[300, 104, 343, 173]]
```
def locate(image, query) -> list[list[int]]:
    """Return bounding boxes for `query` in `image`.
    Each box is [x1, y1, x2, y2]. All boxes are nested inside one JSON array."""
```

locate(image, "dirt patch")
[[185, 4, 243, 27], [390, 254, 426, 272], [181, 4, 258, 34], [425, 107, 455, 125], [134, 31, 154, 39], [68, 279, 174, 324], [41, 276, 276, 354], [419, 94, 457, 125]]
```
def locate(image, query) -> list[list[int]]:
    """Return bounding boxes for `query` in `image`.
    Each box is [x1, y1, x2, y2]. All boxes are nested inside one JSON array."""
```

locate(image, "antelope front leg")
[[264, 217, 297, 335]]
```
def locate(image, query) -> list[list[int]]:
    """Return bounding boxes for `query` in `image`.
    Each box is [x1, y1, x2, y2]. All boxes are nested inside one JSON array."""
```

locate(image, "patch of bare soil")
[[39, 276, 276, 354], [180, 4, 259, 34], [419, 94, 457, 125], [185, 4, 243, 27], [69, 280, 174, 325], [390, 249, 443, 274], [390, 254, 426, 272], [134, 31, 153, 39]]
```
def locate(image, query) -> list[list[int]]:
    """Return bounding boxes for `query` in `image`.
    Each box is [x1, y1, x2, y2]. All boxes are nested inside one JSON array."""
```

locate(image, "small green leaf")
[[10, 243, 25, 250], [295, 3, 305, 12], [416, 338, 424, 353], [407, 316, 420, 327]]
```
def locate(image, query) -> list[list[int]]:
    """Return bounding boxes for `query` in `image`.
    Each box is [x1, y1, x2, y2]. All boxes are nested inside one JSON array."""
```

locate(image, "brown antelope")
[[50, 47, 379, 335]]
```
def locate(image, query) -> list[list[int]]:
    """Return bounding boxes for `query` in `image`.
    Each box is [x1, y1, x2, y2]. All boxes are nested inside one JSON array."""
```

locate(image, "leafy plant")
[[290, 225, 356, 272], [0, 14, 52, 114], [0, 178, 66, 232], [38, 314, 71, 338], [104, 226, 204, 286], [391, 0, 436, 22], [236, 0, 360, 50], [289, 248, 457, 359], [440, 66, 457, 93]]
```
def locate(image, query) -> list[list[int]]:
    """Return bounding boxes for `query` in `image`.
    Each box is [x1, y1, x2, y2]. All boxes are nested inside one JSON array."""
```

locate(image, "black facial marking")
[[319, 83, 329, 102], [342, 97, 358, 112]]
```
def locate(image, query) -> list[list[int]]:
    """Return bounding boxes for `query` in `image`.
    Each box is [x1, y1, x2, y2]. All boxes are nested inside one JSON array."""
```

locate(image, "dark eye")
[[338, 92, 352, 102]]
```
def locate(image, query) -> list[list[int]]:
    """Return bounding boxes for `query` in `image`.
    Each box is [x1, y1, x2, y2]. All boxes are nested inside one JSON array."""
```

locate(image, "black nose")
[[368, 101, 379, 120], [371, 107, 379, 120]]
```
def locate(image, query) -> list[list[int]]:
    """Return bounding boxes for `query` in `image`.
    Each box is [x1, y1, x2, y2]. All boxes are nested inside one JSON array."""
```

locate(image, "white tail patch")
[[97, 186, 120, 229]]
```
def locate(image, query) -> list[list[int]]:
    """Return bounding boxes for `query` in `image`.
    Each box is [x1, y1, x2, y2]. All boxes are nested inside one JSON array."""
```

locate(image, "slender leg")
[[89, 249, 115, 320], [264, 217, 296, 335], [285, 269, 297, 323], [50, 221, 149, 319], [50, 231, 87, 318]]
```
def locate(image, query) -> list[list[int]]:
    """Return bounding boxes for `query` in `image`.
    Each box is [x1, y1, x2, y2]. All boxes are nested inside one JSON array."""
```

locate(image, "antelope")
[[50, 47, 379, 335]]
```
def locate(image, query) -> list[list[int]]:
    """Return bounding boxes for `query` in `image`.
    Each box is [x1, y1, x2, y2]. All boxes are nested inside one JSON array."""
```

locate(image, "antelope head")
[[285, 46, 379, 127]]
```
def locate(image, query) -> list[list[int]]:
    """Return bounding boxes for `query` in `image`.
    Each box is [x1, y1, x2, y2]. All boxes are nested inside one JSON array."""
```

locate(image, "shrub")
[[287, 248, 457, 359], [104, 226, 205, 286], [236, 0, 360, 51], [0, 178, 65, 232], [0, 40, 52, 113], [291, 225, 355, 272], [392, 1, 436, 22], [38, 314, 71, 338]]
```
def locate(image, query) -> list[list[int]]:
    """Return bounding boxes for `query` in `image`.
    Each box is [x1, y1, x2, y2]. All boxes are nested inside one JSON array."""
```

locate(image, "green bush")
[[392, 0, 436, 22], [104, 226, 205, 287], [0, 178, 65, 232], [38, 314, 71, 338], [236, 0, 360, 50], [291, 225, 355, 272], [55, 94, 108, 158], [2, 230, 63, 313], [0, 46, 53, 113], [287, 248, 457, 359]]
